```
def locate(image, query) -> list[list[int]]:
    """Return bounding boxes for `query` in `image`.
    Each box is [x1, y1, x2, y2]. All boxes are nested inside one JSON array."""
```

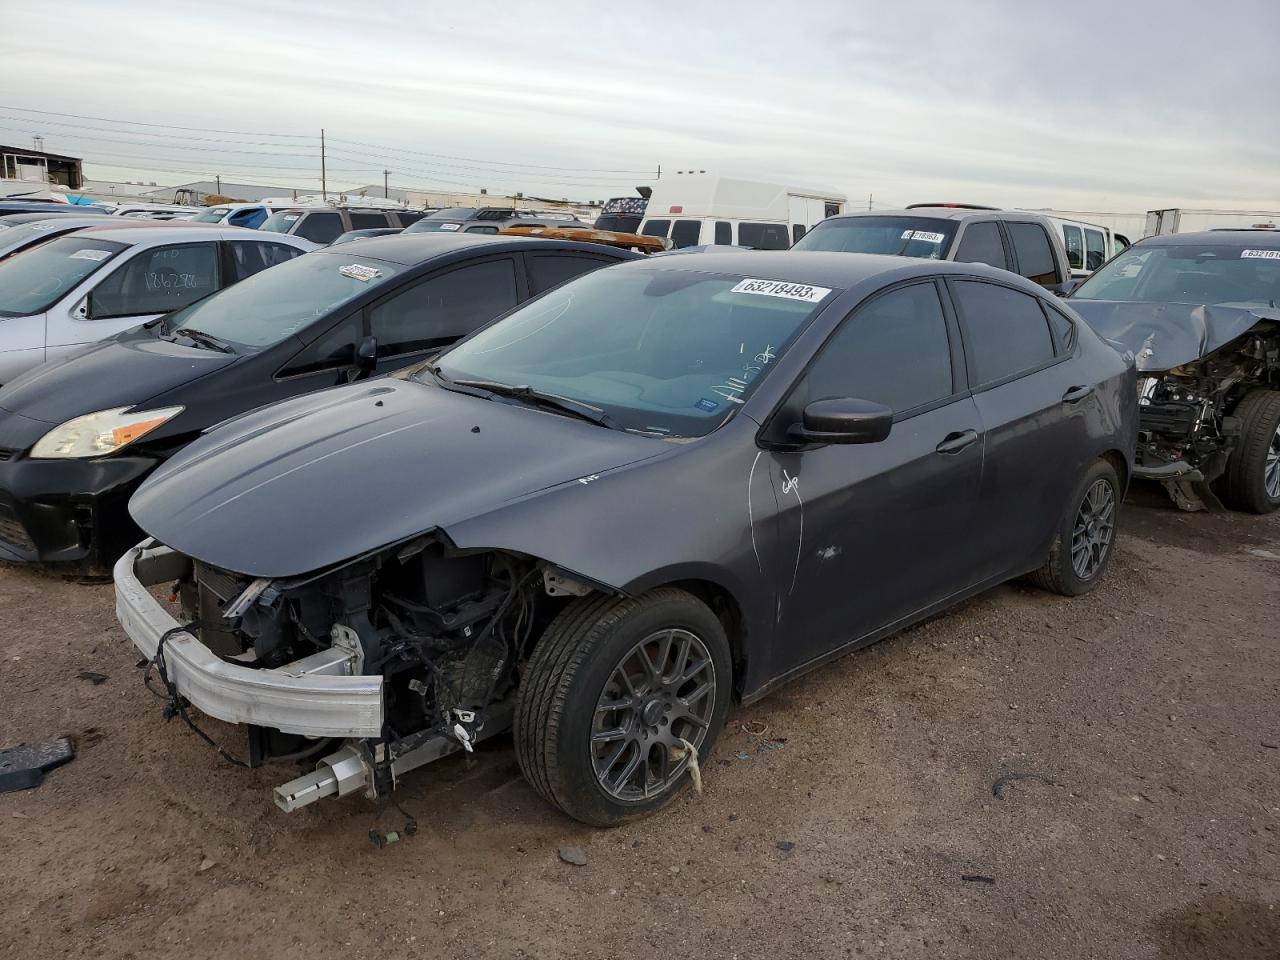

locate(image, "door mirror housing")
[[354, 335, 378, 371], [787, 398, 893, 445], [1053, 278, 1080, 297]]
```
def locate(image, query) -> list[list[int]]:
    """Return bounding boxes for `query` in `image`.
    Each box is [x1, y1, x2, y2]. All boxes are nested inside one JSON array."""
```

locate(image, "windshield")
[[1072, 243, 1280, 308], [192, 207, 231, 223], [793, 216, 957, 259], [0, 220, 79, 258], [167, 252, 403, 348], [0, 236, 127, 317], [260, 210, 302, 234], [432, 267, 835, 437]]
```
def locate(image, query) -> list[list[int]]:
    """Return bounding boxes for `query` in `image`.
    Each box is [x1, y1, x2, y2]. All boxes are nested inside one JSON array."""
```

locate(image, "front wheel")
[[1221, 389, 1280, 514], [515, 588, 732, 826], [1029, 458, 1121, 596]]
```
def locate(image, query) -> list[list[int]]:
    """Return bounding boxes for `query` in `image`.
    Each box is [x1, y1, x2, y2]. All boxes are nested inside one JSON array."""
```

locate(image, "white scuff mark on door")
[[816, 545, 841, 561], [747, 451, 763, 572], [782, 469, 803, 594], [576, 474, 600, 485]]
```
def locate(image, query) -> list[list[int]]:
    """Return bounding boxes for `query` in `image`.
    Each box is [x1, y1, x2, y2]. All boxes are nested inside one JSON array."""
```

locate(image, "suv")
[[260, 206, 427, 244], [794, 204, 1074, 292]]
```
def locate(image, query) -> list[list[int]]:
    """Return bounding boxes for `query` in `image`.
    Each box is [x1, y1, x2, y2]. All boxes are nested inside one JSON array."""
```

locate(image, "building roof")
[[0, 144, 82, 164]]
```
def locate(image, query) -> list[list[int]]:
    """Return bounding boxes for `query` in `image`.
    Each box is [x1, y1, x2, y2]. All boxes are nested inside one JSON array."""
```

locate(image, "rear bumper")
[[0, 454, 158, 573], [113, 542, 384, 738]]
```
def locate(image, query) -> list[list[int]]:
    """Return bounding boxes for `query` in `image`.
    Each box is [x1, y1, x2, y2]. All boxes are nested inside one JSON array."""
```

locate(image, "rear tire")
[[1221, 389, 1280, 514], [1029, 458, 1120, 596], [515, 588, 732, 826]]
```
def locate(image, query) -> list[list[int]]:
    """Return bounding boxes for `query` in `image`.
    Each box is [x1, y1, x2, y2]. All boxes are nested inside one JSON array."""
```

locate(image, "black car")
[[1070, 230, 1280, 512], [116, 251, 1136, 824], [0, 234, 637, 572]]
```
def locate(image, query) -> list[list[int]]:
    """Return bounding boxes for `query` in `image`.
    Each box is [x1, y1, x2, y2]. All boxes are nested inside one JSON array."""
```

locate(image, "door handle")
[[935, 429, 979, 455], [1062, 385, 1094, 404]]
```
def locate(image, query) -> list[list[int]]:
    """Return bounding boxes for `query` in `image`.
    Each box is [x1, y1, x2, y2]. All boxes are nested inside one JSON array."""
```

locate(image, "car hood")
[[1069, 300, 1280, 372], [0, 331, 237, 424], [130, 378, 670, 577]]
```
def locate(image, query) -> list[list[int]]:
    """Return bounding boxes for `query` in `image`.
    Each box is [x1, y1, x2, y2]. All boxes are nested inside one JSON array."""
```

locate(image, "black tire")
[[1029, 458, 1121, 596], [515, 587, 732, 826], [1221, 389, 1280, 514]]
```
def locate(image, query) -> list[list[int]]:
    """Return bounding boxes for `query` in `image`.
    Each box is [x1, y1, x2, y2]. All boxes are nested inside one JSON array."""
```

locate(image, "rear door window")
[[1007, 222, 1059, 286], [349, 212, 388, 230], [952, 222, 1008, 270], [228, 240, 304, 282], [90, 242, 220, 318], [669, 220, 702, 248], [1084, 229, 1106, 271], [295, 212, 344, 244], [528, 253, 613, 294], [737, 222, 790, 250], [369, 257, 519, 358], [951, 280, 1056, 387], [396, 211, 426, 226], [714, 221, 732, 245], [640, 219, 671, 238], [1062, 225, 1084, 270]]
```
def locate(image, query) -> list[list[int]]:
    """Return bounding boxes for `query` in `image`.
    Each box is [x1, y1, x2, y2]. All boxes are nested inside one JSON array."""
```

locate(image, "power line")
[[325, 136, 653, 175], [0, 104, 315, 140], [325, 148, 654, 187], [0, 119, 320, 157]]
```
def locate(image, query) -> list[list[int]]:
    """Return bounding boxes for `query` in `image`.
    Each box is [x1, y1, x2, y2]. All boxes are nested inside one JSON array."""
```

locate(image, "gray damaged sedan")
[[115, 251, 1137, 825]]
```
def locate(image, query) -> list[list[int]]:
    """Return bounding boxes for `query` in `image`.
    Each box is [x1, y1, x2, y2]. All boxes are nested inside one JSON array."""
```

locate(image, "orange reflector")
[[111, 416, 169, 446]]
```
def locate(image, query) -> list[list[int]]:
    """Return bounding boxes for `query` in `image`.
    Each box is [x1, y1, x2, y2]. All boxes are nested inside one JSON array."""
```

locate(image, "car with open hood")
[[0, 224, 315, 385], [0, 233, 636, 572], [115, 250, 1136, 825], [1070, 230, 1280, 512]]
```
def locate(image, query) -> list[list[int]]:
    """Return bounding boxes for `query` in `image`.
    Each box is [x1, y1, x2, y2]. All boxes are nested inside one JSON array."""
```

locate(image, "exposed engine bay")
[[157, 536, 587, 809], [1136, 322, 1279, 510]]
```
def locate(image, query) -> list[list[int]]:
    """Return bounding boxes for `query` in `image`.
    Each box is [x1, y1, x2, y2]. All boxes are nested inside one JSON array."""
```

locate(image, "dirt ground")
[[1, 486, 1278, 960]]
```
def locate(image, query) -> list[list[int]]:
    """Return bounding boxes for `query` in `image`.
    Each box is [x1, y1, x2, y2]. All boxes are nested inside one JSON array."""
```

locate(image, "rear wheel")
[[1221, 389, 1280, 514], [515, 588, 732, 826], [1029, 458, 1120, 596]]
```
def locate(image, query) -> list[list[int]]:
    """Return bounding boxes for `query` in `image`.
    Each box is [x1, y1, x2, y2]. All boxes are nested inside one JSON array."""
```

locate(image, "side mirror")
[[355, 335, 378, 371], [787, 398, 893, 445], [1053, 279, 1080, 297]]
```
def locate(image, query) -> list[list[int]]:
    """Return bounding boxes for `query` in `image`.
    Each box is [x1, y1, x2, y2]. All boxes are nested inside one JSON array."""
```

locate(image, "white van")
[[1043, 215, 1128, 279], [638, 174, 845, 250]]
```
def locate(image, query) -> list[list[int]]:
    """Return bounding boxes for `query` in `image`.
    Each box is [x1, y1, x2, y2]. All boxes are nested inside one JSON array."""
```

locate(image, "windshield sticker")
[[338, 263, 382, 282], [900, 229, 945, 244], [730, 278, 832, 303], [70, 248, 111, 261], [1241, 249, 1280, 260], [284, 214, 300, 221], [30, 222, 62, 231], [695, 398, 720, 412], [438, 222, 461, 231]]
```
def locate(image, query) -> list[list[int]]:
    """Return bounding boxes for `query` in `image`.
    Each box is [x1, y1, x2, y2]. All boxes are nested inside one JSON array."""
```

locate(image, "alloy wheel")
[[590, 628, 716, 801], [1265, 422, 1280, 501], [1071, 478, 1116, 580]]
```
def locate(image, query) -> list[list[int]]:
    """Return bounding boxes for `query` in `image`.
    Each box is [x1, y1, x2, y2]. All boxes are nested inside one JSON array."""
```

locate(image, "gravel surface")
[[1, 487, 1277, 960]]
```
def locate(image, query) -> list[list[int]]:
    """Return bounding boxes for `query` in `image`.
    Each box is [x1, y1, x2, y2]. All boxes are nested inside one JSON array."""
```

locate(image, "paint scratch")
[[747, 451, 763, 572]]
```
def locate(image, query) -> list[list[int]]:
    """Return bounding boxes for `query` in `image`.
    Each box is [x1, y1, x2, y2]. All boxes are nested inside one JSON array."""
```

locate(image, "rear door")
[[764, 279, 985, 676], [946, 277, 1093, 579], [48, 240, 221, 359]]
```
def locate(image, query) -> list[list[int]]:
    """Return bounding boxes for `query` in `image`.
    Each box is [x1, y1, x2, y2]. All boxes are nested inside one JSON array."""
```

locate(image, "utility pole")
[[216, 174, 221, 195], [868, 193, 873, 211], [320, 128, 328, 202], [656, 163, 661, 180], [383, 169, 390, 199]]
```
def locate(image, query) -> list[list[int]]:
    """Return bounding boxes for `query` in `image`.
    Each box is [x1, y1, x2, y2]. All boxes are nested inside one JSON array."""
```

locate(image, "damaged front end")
[[116, 534, 581, 811], [1134, 325, 1279, 511]]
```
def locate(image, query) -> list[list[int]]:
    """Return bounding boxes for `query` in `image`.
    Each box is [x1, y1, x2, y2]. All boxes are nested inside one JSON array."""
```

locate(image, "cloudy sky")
[[2, 0, 1277, 213]]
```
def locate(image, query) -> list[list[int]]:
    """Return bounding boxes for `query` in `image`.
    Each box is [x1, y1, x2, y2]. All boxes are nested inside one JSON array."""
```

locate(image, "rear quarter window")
[[1007, 222, 1059, 286]]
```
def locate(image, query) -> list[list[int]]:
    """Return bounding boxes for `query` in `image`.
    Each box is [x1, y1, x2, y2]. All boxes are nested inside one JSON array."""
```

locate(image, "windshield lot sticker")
[[30, 222, 62, 231], [338, 263, 382, 282], [695, 398, 720, 412], [900, 230, 945, 244], [70, 248, 111, 261], [1241, 249, 1280, 260], [438, 222, 461, 231], [284, 214, 300, 221], [731, 278, 831, 303]]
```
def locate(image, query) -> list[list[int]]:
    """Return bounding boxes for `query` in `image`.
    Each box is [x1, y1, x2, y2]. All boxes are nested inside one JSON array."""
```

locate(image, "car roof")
[[312, 232, 640, 265], [67, 224, 302, 245], [1136, 229, 1280, 248], [623, 249, 1023, 289], [828, 207, 1047, 223], [0, 210, 109, 225]]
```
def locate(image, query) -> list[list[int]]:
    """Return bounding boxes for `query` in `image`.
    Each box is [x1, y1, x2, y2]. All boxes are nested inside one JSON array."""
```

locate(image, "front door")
[[764, 279, 985, 679]]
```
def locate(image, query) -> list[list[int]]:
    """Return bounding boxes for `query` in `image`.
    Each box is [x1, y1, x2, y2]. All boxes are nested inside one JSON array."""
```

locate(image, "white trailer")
[[638, 174, 846, 249], [1145, 208, 1280, 236]]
